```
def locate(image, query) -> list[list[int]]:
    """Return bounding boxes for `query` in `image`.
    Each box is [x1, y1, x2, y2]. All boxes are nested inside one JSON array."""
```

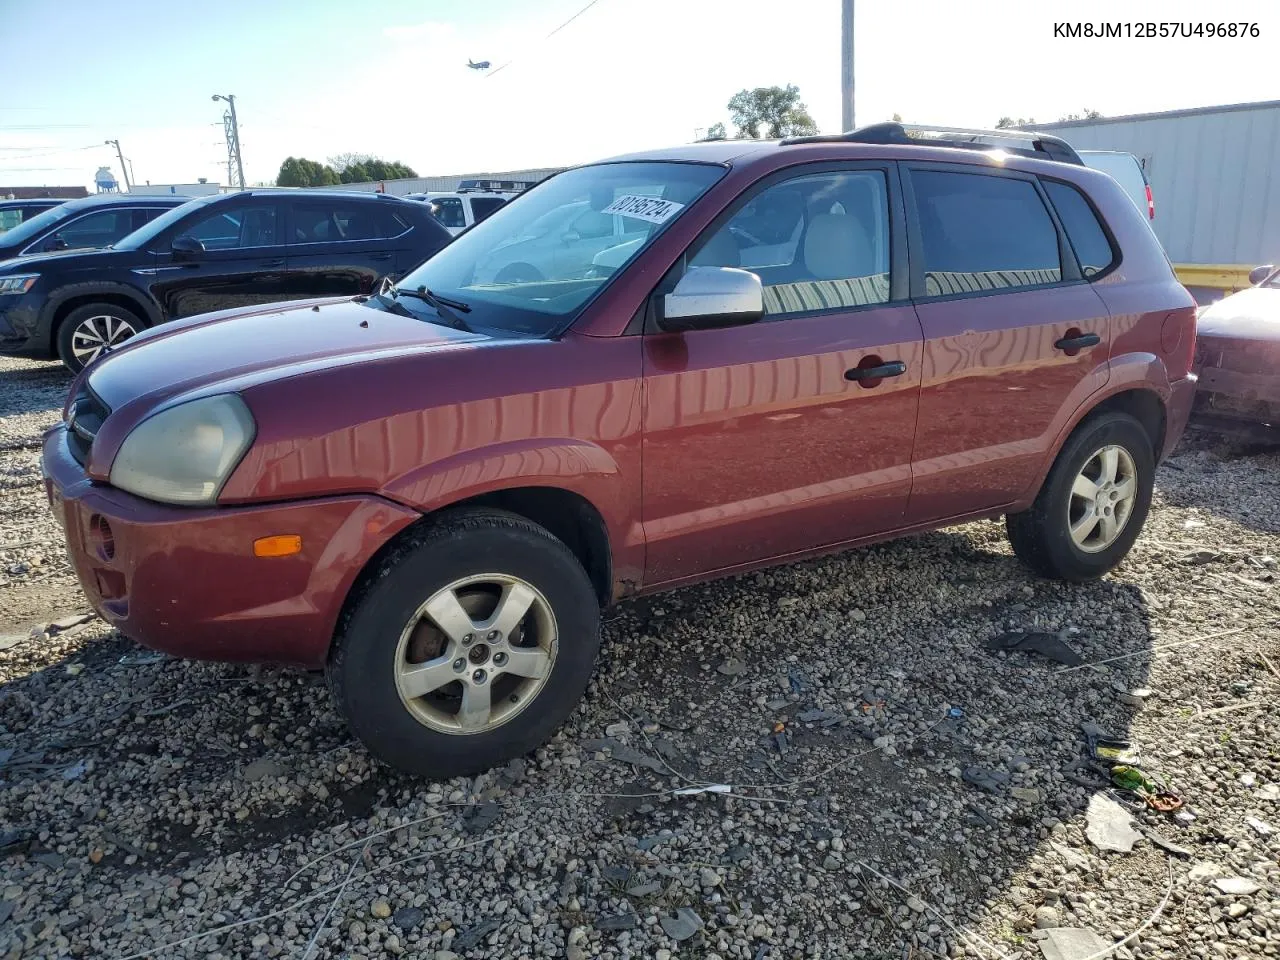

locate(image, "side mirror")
[[660, 266, 764, 332], [1249, 264, 1275, 286], [171, 235, 205, 261]]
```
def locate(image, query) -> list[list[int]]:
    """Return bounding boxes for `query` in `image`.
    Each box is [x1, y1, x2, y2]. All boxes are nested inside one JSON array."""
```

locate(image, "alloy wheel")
[[1068, 444, 1138, 553], [393, 573, 558, 735], [70, 314, 138, 366]]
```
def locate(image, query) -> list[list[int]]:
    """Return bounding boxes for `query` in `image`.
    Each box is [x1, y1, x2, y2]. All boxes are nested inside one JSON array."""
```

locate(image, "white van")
[[1078, 150, 1154, 221]]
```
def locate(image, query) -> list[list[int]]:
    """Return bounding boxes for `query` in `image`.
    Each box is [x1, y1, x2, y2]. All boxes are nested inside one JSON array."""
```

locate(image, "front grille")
[[66, 385, 110, 465]]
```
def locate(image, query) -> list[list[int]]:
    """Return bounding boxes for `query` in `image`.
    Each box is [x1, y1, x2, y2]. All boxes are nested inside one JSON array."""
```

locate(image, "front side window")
[[293, 203, 380, 243], [911, 169, 1061, 296], [393, 161, 724, 335], [180, 205, 277, 250], [1043, 180, 1116, 278], [690, 170, 891, 316], [50, 209, 134, 250], [430, 197, 466, 229]]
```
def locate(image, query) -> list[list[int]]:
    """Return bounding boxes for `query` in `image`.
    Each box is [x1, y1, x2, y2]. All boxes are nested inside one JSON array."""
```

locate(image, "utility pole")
[[105, 139, 131, 190], [212, 94, 246, 190], [841, 0, 855, 132]]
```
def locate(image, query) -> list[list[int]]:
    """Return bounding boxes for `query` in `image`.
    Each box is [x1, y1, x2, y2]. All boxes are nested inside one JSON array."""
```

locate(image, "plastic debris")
[[1085, 794, 1142, 853], [796, 708, 842, 725], [659, 906, 704, 941], [451, 918, 501, 951], [581, 738, 667, 775], [672, 784, 731, 796], [962, 766, 1009, 793], [61, 759, 88, 780], [594, 913, 638, 932], [787, 667, 812, 694], [118, 650, 168, 666], [986, 630, 1084, 666], [1142, 829, 1193, 858], [947, 706, 965, 719], [1039, 927, 1110, 960]]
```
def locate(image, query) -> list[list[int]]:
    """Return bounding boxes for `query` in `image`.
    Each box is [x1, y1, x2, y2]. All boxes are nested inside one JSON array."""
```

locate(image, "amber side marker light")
[[253, 535, 302, 558]]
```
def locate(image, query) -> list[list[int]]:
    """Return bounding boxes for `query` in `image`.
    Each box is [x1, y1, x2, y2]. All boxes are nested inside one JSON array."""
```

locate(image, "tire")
[[1006, 411, 1155, 582], [56, 302, 145, 373], [495, 263, 543, 284], [328, 508, 601, 778]]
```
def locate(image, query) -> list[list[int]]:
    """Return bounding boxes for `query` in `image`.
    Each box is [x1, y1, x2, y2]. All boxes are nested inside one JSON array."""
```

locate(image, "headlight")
[[0, 274, 38, 295], [110, 395, 255, 505]]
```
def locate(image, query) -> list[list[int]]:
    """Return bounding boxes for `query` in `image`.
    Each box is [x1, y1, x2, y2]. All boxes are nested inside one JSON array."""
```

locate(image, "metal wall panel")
[[1034, 101, 1280, 265]]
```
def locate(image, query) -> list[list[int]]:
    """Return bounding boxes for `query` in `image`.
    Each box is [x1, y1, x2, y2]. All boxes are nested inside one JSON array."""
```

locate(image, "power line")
[[0, 144, 102, 160], [486, 0, 606, 78]]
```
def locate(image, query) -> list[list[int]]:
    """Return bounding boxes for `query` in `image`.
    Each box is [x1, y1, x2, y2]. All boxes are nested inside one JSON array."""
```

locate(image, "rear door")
[[641, 163, 924, 584], [901, 163, 1112, 523], [146, 199, 290, 318], [283, 198, 396, 298]]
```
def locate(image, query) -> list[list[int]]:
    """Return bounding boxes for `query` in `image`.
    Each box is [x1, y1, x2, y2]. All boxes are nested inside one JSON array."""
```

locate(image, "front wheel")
[[328, 509, 601, 777], [57, 303, 144, 373], [1006, 411, 1155, 582]]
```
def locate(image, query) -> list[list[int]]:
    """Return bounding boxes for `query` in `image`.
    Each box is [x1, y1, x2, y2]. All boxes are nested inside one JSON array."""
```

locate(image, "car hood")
[[1196, 287, 1280, 342], [0, 247, 137, 272], [85, 297, 488, 415]]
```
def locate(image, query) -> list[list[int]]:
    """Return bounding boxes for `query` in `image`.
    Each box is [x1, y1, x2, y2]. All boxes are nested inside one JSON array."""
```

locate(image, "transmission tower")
[[222, 111, 244, 190]]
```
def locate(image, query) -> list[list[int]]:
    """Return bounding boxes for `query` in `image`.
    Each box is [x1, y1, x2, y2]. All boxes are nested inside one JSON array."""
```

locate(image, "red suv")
[[42, 125, 1198, 776]]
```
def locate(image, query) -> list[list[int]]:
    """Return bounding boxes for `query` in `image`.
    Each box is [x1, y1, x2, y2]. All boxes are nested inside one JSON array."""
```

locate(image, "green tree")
[[338, 158, 418, 183], [727, 84, 818, 139], [891, 112, 903, 122], [995, 116, 1037, 129], [703, 122, 727, 141], [1058, 108, 1103, 122], [275, 156, 339, 187]]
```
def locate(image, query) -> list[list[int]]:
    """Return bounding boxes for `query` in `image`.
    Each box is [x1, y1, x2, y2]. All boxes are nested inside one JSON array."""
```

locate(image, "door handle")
[[258, 258, 284, 268], [845, 360, 906, 382], [1054, 332, 1101, 351]]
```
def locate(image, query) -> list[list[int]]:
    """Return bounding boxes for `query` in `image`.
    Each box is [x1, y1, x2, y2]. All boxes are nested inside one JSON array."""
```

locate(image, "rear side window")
[[468, 196, 506, 222], [910, 170, 1061, 296], [1042, 180, 1115, 278], [292, 203, 381, 243]]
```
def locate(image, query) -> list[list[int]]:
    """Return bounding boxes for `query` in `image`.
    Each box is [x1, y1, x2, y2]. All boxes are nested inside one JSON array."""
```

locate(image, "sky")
[[2, 0, 1276, 191]]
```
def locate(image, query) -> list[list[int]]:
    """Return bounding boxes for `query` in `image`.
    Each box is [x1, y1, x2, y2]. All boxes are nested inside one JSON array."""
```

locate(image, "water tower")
[[94, 166, 119, 193]]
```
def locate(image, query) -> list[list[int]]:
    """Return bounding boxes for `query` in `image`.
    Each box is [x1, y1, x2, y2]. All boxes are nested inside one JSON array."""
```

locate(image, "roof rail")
[[456, 178, 539, 193], [781, 122, 1084, 166]]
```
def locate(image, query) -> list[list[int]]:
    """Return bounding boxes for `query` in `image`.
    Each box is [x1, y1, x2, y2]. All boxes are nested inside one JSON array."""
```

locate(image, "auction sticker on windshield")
[[603, 195, 684, 224]]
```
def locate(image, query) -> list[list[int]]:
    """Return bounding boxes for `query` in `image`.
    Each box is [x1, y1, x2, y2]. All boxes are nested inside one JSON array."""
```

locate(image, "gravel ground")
[[0, 352, 1277, 960]]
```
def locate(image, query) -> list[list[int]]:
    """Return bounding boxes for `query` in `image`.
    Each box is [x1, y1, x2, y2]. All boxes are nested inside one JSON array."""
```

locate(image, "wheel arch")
[[45, 284, 160, 353]]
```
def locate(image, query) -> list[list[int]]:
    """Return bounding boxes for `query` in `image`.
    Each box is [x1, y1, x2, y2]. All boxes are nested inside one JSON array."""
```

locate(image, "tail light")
[[1145, 183, 1155, 220]]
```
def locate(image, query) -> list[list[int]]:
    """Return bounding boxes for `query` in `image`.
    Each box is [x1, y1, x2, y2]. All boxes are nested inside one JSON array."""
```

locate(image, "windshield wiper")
[[370, 292, 418, 318], [393, 286, 473, 332]]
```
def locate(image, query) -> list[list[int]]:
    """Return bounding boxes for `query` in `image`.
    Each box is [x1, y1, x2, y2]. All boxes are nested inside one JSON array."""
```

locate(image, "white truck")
[[406, 179, 538, 235]]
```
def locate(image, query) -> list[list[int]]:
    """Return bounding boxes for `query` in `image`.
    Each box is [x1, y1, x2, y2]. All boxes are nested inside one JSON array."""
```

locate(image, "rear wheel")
[[328, 509, 601, 777], [1006, 412, 1155, 582], [57, 303, 144, 373]]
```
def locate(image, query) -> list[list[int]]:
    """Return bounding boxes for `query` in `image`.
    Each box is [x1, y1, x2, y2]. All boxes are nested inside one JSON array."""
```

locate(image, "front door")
[[901, 164, 1112, 523], [641, 165, 924, 586], [283, 198, 395, 298], [148, 200, 289, 319]]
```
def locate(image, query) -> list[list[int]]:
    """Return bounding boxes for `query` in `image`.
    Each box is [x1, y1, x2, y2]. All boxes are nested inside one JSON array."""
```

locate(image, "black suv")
[[0, 194, 189, 260], [0, 189, 452, 371]]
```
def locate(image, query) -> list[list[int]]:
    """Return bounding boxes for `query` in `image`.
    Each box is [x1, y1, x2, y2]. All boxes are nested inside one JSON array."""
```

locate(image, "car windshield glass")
[[1264, 269, 1280, 289], [113, 196, 212, 250], [394, 161, 724, 335], [0, 203, 75, 245]]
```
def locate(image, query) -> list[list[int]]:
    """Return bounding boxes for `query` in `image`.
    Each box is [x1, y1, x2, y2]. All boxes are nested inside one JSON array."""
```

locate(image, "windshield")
[[113, 195, 212, 250], [394, 161, 724, 335], [0, 203, 76, 246]]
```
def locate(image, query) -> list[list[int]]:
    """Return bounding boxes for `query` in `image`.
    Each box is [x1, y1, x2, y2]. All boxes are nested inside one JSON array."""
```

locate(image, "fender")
[[1011, 351, 1171, 512], [40, 280, 162, 336], [380, 436, 642, 585]]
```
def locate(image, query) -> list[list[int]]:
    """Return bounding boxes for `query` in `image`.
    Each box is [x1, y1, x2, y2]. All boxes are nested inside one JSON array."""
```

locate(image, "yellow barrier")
[[1173, 263, 1255, 292]]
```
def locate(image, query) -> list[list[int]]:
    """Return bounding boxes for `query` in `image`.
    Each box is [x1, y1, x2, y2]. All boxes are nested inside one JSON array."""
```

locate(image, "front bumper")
[[0, 291, 47, 355], [42, 426, 420, 666]]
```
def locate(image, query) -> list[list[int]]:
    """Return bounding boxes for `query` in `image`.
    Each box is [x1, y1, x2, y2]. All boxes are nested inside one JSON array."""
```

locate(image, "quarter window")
[[690, 170, 892, 316], [1043, 180, 1115, 277], [910, 170, 1061, 296], [468, 196, 506, 223]]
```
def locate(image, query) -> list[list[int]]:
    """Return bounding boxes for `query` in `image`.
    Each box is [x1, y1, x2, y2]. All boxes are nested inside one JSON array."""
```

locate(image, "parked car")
[[1192, 263, 1279, 440], [408, 191, 515, 235], [41, 123, 1197, 777], [0, 189, 450, 371], [0, 198, 74, 234], [0, 194, 188, 261], [1077, 150, 1154, 221]]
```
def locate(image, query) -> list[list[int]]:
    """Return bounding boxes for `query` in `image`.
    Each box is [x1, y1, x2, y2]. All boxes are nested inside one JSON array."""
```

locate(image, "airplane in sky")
[[467, 59, 491, 70]]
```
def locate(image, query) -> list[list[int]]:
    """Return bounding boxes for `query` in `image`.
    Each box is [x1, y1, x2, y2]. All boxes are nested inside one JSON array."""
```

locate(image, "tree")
[[275, 156, 339, 187], [1058, 108, 1103, 122], [891, 112, 903, 122], [995, 116, 1036, 129], [704, 122, 727, 141], [327, 152, 374, 173], [338, 158, 418, 183], [727, 85, 818, 139]]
